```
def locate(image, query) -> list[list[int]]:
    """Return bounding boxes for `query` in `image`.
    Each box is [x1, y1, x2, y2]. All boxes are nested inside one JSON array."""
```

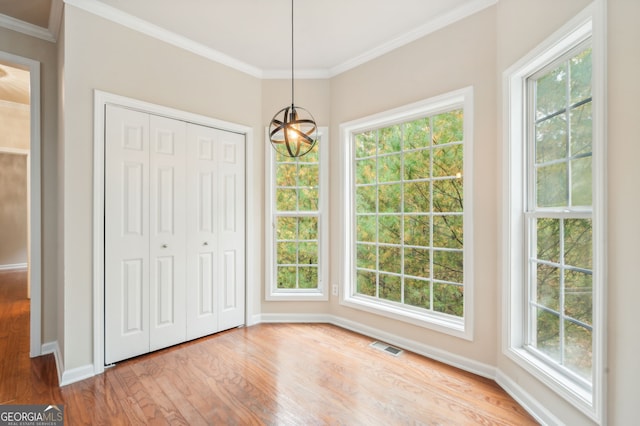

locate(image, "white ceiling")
[[0, 0, 496, 78]]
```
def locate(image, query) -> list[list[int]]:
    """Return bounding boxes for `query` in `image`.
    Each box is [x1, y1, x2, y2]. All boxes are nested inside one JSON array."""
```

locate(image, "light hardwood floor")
[[0, 270, 537, 425]]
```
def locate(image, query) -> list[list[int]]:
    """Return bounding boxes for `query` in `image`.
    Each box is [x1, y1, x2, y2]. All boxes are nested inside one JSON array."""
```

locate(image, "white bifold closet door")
[[104, 104, 245, 364], [185, 123, 246, 338]]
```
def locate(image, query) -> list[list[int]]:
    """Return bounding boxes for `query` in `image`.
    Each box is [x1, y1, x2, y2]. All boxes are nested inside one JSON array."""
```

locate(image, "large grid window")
[[266, 131, 328, 300], [526, 45, 593, 383], [342, 88, 473, 338], [354, 111, 464, 314]]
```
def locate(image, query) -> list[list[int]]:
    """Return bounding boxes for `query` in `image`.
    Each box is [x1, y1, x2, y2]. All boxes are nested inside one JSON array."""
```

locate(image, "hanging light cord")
[[291, 0, 294, 107], [267, 0, 317, 158]]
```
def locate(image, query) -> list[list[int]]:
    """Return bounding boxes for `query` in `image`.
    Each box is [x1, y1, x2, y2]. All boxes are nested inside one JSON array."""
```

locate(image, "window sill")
[[266, 289, 328, 302], [504, 346, 596, 421], [341, 294, 471, 341]]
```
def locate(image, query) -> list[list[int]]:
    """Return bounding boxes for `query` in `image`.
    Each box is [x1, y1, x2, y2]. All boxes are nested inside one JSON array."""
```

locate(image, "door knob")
[[203, 242, 209, 246], [161, 244, 168, 248]]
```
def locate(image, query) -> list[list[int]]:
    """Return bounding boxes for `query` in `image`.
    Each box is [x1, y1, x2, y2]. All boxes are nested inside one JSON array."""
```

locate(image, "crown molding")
[[262, 68, 332, 80], [63, 0, 497, 80], [0, 13, 54, 43], [0, 0, 63, 43], [329, 0, 498, 77], [64, 0, 264, 78]]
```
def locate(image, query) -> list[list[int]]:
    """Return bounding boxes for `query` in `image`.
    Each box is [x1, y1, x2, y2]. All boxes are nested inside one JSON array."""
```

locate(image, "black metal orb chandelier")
[[268, 0, 318, 158]]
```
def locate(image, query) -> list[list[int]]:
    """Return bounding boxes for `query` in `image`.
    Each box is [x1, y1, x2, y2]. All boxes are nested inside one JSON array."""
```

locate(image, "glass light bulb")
[[287, 124, 300, 141]]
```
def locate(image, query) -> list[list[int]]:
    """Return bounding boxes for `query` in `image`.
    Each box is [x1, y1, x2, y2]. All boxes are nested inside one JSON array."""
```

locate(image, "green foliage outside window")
[[353, 109, 464, 317], [531, 47, 593, 381], [275, 144, 320, 289]]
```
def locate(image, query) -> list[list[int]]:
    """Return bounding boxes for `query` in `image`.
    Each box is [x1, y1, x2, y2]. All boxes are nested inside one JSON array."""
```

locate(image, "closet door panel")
[[218, 132, 245, 330], [223, 249, 237, 309], [197, 252, 215, 312], [186, 124, 220, 339], [149, 115, 187, 351], [105, 105, 150, 364]]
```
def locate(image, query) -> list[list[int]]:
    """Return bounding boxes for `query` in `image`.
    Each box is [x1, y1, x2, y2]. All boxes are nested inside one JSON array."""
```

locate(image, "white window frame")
[[265, 127, 329, 301], [502, 2, 606, 422], [340, 87, 474, 340]]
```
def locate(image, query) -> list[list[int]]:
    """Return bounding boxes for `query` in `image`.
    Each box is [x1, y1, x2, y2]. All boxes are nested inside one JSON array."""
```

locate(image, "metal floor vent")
[[370, 341, 403, 356]]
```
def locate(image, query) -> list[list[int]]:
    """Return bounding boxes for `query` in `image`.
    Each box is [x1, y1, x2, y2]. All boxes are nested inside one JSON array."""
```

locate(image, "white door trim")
[[0, 51, 42, 358], [93, 90, 255, 375]]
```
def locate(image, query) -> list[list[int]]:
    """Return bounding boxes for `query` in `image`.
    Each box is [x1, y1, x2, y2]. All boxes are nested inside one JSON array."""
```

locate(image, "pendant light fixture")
[[268, 0, 318, 158]]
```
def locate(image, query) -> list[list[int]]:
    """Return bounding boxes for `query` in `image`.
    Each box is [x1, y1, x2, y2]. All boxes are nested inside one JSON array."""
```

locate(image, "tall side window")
[[527, 43, 593, 384], [503, 3, 605, 421], [265, 129, 328, 300], [341, 88, 473, 339]]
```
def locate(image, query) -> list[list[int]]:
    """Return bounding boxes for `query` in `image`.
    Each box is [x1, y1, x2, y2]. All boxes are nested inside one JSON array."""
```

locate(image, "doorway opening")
[[0, 52, 42, 358]]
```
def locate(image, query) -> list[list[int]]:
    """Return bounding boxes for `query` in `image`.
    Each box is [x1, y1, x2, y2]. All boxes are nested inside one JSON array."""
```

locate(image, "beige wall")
[[0, 101, 29, 150], [329, 7, 498, 365], [0, 153, 28, 266], [0, 26, 58, 344], [60, 5, 262, 370], [0, 101, 29, 267], [605, 0, 640, 423], [262, 79, 331, 127]]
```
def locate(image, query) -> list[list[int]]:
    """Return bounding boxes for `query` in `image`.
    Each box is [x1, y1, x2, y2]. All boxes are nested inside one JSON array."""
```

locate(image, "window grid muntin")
[[530, 44, 593, 210], [525, 41, 593, 387], [273, 146, 321, 291], [353, 109, 464, 317]]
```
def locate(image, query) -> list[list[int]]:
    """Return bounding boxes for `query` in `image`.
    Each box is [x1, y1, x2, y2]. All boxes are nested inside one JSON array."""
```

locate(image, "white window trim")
[[340, 87, 474, 340], [501, 1, 606, 422], [265, 127, 329, 301]]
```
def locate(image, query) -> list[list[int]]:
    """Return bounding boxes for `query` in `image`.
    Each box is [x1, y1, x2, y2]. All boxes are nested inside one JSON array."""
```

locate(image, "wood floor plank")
[[1, 270, 538, 425]]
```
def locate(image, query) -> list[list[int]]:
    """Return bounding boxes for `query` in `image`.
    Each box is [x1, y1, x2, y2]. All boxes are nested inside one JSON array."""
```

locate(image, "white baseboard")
[[42, 340, 95, 386], [247, 313, 263, 326], [257, 313, 333, 324], [257, 313, 554, 423], [0, 263, 28, 271], [495, 369, 564, 426], [41, 341, 63, 386], [257, 313, 495, 378], [60, 364, 96, 387], [331, 315, 496, 379]]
